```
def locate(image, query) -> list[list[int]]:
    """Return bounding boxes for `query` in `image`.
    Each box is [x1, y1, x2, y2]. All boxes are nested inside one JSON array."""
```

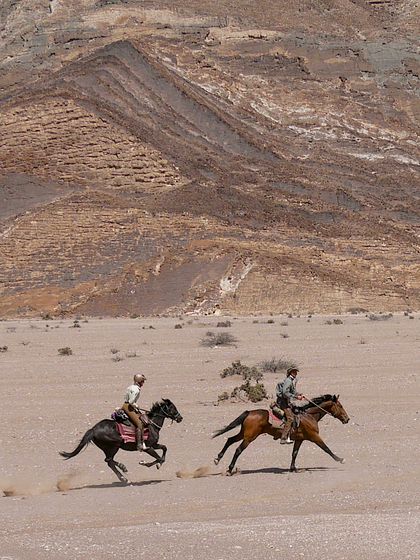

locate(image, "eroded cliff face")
[[0, 1, 419, 316]]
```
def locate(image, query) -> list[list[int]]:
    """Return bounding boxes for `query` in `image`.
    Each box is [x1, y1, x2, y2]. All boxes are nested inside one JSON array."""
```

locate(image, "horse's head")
[[160, 399, 183, 423], [328, 395, 350, 424]]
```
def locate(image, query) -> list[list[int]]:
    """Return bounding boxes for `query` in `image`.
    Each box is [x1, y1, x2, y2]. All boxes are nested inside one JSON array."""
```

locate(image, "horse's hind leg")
[[311, 435, 344, 464], [104, 447, 129, 483], [227, 438, 253, 475], [214, 431, 243, 465]]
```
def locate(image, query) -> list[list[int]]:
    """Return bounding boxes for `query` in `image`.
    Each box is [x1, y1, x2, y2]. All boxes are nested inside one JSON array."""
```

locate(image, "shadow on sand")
[[239, 466, 341, 475], [69, 479, 167, 491]]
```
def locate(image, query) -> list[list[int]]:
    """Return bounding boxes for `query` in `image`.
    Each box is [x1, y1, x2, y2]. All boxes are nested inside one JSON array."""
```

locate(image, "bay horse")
[[60, 399, 182, 483], [213, 394, 349, 474]]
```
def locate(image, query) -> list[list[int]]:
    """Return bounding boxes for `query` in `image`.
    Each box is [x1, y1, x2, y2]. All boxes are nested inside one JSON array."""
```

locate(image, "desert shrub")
[[41, 313, 52, 320], [266, 319, 275, 324], [280, 321, 288, 327], [130, 314, 140, 319], [359, 338, 367, 344], [70, 320, 81, 328], [259, 357, 298, 373], [125, 351, 138, 358], [58, 347, 72, 356], [333, 318, 343, 325], [252, 319, 259, 324], [221, 360, 262, 381], [409, 315, 414, 319], [110, 348, 119, 354], [0, 345, 8, 353], [174, 324, 183, 329], [112, 355, 123, 362], [368, 313, 393, 321], [216, 320, 232, 328], [217, 391, 230, 402], [280, 333, 289, 338], [347, 307, 368, 314], [231, 380, 268, 403], [200, 331, 237, 347], [325, 319, 332, 325]]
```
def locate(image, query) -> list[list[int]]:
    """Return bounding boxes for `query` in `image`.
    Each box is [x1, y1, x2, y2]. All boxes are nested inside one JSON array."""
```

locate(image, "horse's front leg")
[[152, 443, 167, 464], [311, 435, 344, 463], [290, 440, 303, 472], [139, 447, 164, 468]]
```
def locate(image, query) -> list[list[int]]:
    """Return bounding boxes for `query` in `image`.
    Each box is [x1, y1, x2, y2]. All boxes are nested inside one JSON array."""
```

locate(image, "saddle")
[[111, 409, 131, 426]]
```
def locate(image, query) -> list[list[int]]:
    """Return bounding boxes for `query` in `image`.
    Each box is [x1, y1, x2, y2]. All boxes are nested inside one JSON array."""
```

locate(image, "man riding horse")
[[276, 367, 306, 444], [122, 373, 149, 451]]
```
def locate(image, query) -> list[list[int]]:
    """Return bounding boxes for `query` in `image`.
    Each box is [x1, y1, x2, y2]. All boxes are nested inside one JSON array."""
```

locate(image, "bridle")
[[146, 402, 181, 429]]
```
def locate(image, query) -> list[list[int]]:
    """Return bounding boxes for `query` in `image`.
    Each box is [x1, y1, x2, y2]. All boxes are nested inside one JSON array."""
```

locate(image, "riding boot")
[[136, 427, 147, 451]]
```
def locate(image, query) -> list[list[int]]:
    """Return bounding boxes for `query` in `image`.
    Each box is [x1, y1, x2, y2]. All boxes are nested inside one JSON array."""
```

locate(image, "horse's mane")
[[149, 401, 164, 415], [300, 394, 334, 410]]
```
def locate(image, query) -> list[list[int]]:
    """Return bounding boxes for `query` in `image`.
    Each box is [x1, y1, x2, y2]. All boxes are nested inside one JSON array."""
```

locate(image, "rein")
[[304, 397, 335, 417]]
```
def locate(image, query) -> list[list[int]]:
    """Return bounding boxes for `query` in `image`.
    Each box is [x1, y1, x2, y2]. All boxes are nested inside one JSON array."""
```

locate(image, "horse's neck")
[[149, 409, 165, 429], [305, 405, 328, 422]]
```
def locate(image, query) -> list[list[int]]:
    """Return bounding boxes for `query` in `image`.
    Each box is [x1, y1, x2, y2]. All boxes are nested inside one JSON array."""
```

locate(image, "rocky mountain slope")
[[0, 1, 419, 316]]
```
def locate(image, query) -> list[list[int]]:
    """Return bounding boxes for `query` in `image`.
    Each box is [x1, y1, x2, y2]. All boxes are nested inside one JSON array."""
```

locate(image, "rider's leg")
[[280, 407, 294, 444], [122, 404, 146, 451]]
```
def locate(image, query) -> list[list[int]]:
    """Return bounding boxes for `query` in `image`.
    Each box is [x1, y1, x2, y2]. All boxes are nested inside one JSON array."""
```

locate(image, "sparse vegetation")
[[231, 380, 268, 403], [266, 319, 275, 324], [112, 355, 124, 362], [221, 360, 262, 381], [359, 338, 367, 344], [217, 391, 230, 403], [70, 320, 81, 328], [58, 347, 72, 356], [259, 357, 298, 373], [333, 318, 343, 325], [110, 348, 119, 354], [174, 324, 183, 329], [280, 333, 289, 338], [200, 331, 237, 347], [41, 313, 52, 320], [368, 313, 393, 321], [280, 321, 288, 327], [125, 351, 138, 358], [216, 320, 232, 328], [348, 307, 368, 314], [0, 345, 8, 353]]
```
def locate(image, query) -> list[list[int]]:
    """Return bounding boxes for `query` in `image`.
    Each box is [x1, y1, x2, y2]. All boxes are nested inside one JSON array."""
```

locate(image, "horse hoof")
[[214, 458, 219, 465], [290, 468, 298, 473], [156, 463, 161, 470], [120, 465, 128, 473], [339, 458, 345, 464]]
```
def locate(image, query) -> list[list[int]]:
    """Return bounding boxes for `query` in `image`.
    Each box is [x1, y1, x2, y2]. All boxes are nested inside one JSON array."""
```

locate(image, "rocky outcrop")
[[0, 1, 419, 316]]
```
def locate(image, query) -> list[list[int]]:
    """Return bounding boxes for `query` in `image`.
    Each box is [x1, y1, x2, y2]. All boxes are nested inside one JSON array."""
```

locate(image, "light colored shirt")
[[276, 376, 298, 400], [125, 384, 141, 405]]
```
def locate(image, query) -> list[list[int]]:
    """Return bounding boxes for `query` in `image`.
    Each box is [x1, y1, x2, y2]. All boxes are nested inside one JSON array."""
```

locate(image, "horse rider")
[[276, 367, 305, 444], [122, 373, 148, 451]]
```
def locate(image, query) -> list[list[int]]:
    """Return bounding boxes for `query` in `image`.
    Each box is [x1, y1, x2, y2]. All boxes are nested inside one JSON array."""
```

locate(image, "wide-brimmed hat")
[[286, 367, 299, 375]]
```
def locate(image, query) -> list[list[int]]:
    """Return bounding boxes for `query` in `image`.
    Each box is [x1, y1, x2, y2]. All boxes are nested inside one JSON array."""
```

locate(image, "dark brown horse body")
[[213, 394, 349, 474]]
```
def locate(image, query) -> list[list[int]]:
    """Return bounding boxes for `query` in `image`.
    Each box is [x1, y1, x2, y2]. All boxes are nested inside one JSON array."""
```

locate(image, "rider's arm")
[[282, 378, 296, 399]]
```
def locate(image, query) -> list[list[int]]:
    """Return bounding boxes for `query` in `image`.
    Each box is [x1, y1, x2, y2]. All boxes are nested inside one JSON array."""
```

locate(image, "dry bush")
[[221, 360, 262, 381], [174, 324, 183, 329], [110, 348, 119, 354], [280, 333, 289, 338], [216, 320, 232, 328], [280, 321, 288, 326], [112, 355, 124, 362], [200, 331, 237, 347], [266, 319, 275, 324], [231, 380, 268, 403], [259, 357, 298, 373], [333, 318, 343, 325], [347, 307, 368, 314], [125, 351, 138, 358], [58, 347, 72, 356], [368, 313, 393, 321], [0, 345, 8, 353]]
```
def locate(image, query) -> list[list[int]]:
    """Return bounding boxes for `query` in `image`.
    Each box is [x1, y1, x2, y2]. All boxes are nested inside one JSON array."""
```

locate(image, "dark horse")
[[213, 394, 349, 474], [60, 399, 182, 483]]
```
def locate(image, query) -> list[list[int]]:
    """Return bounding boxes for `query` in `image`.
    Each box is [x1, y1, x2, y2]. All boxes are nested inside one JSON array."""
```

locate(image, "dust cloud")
[[1, 470, 88, 497]]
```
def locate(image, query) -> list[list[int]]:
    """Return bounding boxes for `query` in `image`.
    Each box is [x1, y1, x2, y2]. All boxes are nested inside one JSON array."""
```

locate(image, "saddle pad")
[[115, 422, 150, 443], [268, 410, 284, 429], [116, 422, 136, 443]]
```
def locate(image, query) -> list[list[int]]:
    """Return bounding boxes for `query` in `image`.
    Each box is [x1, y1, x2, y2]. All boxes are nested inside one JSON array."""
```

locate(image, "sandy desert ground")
[[0, 314, 419, 559]]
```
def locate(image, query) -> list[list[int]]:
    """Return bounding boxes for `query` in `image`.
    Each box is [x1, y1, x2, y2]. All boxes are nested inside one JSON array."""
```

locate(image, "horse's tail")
[[212, 411, 249, 438], [59, 427, 95, 460]]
